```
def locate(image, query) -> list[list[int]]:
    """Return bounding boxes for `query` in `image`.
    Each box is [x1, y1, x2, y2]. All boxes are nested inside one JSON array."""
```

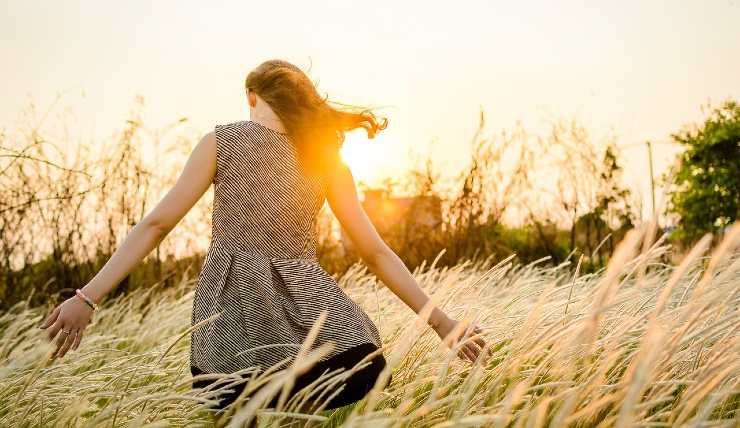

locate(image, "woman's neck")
[[249, 101, 287, 134]]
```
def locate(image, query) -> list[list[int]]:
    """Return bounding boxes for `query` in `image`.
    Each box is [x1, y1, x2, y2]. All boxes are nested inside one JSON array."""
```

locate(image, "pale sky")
[[2, 0, 739, 213]]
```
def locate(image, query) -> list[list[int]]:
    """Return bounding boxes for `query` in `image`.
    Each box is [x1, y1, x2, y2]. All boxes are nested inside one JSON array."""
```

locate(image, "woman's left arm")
[[39, 131, 217, 359]]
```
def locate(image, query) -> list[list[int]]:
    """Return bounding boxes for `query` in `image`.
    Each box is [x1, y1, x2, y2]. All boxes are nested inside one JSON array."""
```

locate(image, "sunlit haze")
[[2, 0, 739, 211]]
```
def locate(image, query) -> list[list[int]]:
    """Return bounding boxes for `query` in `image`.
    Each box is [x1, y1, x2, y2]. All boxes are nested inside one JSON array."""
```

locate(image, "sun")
[[339, 129, 388, 185]]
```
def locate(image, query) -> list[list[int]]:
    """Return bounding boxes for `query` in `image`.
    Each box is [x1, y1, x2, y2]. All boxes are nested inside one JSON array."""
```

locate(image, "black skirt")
[[191, 343, 392, 411]]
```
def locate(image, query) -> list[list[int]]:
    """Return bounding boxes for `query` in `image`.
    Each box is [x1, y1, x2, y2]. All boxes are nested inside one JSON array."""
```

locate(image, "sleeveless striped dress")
[[189, 119, 384, 376]]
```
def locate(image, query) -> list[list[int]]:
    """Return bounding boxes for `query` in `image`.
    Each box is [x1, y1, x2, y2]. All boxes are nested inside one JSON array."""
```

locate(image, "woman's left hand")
[[434, 315, 491, 364], [39, 295, 94, 359]]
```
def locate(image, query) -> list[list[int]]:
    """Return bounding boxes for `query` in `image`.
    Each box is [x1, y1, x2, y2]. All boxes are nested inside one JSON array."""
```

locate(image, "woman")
[[38, 59, 489, 417]]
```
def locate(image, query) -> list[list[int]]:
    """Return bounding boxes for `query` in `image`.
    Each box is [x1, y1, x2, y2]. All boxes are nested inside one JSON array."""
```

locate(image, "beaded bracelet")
[[75, 289, 99, 311]]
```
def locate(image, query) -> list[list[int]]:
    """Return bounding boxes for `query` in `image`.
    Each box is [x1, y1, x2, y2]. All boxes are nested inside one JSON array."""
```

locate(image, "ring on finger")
[[61, 329, 71, 335]]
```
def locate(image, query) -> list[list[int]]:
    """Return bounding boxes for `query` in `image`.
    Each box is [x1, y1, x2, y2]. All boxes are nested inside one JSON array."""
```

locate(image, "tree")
[[667, 99, 740, 243], [572, 143, 634, 267]]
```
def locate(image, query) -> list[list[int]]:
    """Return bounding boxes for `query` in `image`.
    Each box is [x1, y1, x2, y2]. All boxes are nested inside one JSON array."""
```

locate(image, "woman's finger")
[[39, 305, 61, 329], [461, 345, 476, 363], [47, 318, 64, 342], [457, 348, 467, 360], [456, 343, 471, 361], [72, 329, 83, 350], [468, 343, 481, 362], [468, 346, 479, 363], [473, 327, 486, 348], [56, 329, 76, 358], [471, 333, 486, 350], [52, 326, 70, 358]]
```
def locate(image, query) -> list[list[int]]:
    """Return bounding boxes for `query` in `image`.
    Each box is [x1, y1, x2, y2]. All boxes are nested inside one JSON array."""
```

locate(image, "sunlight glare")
[[339, 129, 388, 185]]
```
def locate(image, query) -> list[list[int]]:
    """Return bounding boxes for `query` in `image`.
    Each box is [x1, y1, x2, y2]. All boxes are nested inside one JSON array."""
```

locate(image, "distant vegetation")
[[325, 113, 638, 276], [0, 96, 737, 310], [665, 100, 740, 243]]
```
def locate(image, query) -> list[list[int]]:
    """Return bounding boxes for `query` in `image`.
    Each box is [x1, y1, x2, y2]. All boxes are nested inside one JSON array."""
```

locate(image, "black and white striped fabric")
[[190, 120, 383, 374]]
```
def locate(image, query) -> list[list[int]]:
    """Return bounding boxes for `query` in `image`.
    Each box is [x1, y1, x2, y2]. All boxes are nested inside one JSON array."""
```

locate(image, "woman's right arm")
[[324, 162, 488, 363]]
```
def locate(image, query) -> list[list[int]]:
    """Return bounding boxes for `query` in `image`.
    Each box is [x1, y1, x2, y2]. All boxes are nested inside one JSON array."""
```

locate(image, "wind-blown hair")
[[245, 59, 388, 176]]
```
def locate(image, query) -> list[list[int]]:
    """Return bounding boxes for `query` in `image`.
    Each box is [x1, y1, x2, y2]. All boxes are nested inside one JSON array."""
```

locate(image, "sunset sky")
[[2, 0, 739, 213]]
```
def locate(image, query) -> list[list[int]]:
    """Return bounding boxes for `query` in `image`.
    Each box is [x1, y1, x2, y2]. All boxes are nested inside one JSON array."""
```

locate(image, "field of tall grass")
[[1, 224, 738, 427]]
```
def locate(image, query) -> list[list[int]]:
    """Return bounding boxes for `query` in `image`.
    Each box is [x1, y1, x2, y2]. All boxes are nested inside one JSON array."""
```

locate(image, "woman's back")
[[190, 119, 383, 375], [210, 120, 325, 259]]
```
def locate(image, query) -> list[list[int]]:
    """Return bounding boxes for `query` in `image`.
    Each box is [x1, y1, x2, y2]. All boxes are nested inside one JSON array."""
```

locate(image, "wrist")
[[428, 307, 450, 330], [80, 283, 103, 304], [75, 288, 100, 311]]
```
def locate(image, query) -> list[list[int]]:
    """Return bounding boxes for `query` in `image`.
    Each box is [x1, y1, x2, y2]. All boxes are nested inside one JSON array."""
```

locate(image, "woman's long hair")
[[245, 59, 388, 176]]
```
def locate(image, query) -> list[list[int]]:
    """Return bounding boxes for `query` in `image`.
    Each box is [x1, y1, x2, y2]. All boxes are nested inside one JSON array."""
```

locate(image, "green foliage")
[[668, 99, 740, 243]]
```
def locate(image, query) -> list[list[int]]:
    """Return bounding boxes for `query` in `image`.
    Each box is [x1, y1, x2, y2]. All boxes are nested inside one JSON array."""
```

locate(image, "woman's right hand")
[[434, 315, 491, 364], [39, 295, 94, 359]]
